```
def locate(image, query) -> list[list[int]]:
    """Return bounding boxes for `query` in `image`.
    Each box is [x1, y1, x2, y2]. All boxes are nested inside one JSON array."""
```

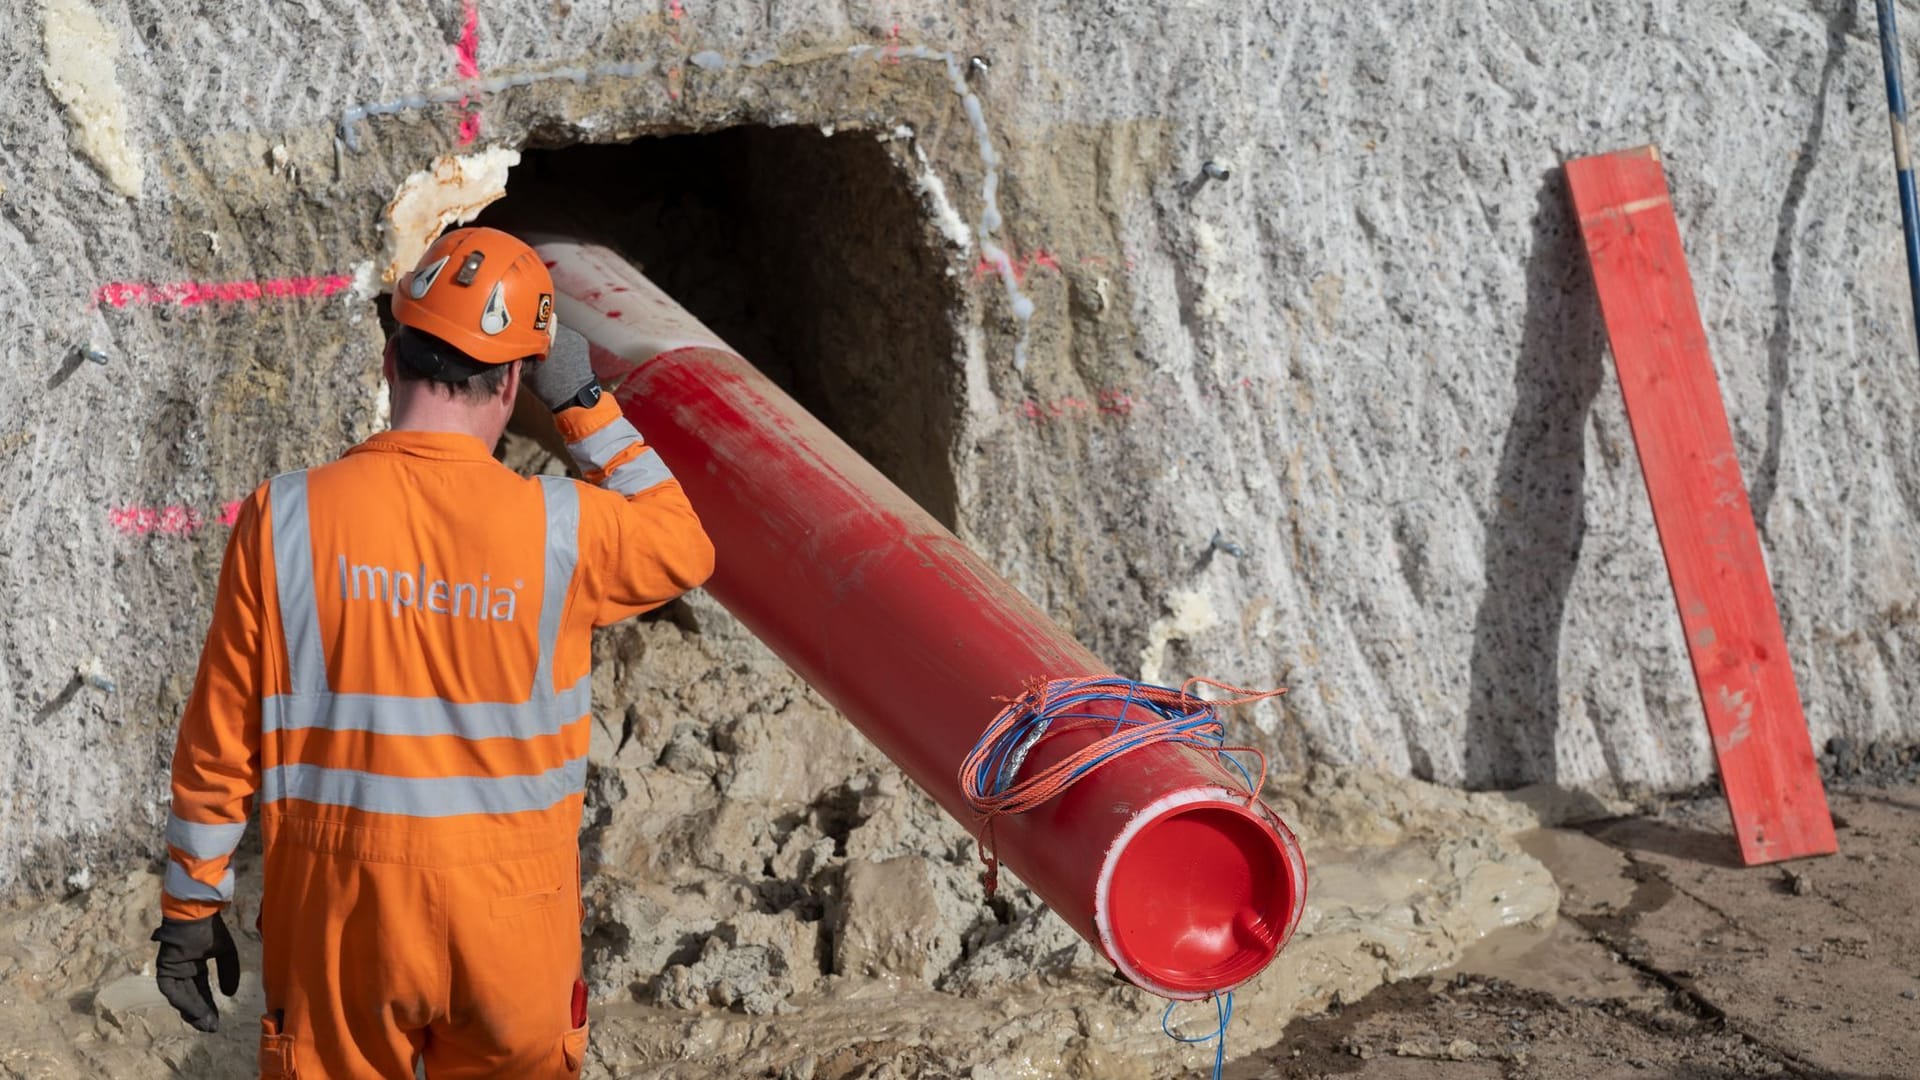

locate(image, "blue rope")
[[1162, 992, 1235, 1080], [962, 676, 1270, 1079], [965, 676, 1241, 799]]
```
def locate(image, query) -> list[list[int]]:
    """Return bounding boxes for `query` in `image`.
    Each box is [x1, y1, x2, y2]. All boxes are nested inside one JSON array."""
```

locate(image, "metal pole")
[[1876, 1, 1920, 358], [539, 239, 1307, 1000]]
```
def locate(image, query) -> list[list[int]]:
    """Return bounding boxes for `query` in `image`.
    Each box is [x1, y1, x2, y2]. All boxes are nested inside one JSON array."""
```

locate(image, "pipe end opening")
[[1102, 801, 1301, 996]]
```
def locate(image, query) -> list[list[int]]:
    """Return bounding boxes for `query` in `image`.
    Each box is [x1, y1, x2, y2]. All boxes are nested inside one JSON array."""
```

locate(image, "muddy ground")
[[1, 749, 1913, 1078], [1252, 781, 1920, 1080]]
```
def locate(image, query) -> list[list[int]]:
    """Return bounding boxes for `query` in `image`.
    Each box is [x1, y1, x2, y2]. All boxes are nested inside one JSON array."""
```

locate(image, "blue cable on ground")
[[1162, 992, 1235, 1080]]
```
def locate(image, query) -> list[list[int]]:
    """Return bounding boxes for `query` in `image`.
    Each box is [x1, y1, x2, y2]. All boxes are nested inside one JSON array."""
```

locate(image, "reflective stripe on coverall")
[[161, 398, 714, 1079]]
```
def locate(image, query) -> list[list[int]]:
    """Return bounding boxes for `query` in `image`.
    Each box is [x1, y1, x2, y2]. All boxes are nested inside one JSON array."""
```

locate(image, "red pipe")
[[539, 241, 1306, 998]]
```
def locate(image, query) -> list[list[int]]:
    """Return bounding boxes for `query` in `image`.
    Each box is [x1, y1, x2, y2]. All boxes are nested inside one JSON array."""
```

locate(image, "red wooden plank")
[[1565, 145, 1836, 865]]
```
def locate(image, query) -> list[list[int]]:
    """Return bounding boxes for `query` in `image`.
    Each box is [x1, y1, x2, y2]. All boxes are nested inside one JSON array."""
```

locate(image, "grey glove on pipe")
[[151, 914, 240, 1032], [525, 325, 598, 411]]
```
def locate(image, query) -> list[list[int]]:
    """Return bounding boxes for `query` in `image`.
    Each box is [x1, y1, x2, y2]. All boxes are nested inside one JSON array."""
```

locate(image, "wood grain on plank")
[[1566, 145, 1836, 865]]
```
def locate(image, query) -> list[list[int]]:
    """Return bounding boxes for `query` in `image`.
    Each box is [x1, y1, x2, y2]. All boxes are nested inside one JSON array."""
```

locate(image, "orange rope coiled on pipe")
[[956, 675, 1285, 897]]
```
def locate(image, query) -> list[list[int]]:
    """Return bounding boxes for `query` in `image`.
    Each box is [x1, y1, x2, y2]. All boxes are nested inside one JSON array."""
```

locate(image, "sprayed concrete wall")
[[4, 0, 1920, 899]]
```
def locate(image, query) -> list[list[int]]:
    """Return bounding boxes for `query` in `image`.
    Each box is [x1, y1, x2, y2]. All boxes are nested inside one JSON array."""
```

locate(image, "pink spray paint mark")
[[974, 256, 1023, 284], [93, 274, 353, 309], [1018, 388, 1146, 425], [973, 247, 1136, 275], [109, 498, 246, 538], [666, 0, 686, 49], [110, 505, 205, 537], [108, 507, 158, 536], [972, 250, 1069, 286], [967, 244, 1098, 285], [456, 2, 481, 79], [456, 0, 482, 145]]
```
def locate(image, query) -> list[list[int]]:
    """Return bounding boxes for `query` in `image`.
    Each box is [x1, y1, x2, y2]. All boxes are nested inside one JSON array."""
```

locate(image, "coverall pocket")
[[258, 1014, 297, 1078], [561, 1020, 590, 1072], [490, 884, 562, 918]]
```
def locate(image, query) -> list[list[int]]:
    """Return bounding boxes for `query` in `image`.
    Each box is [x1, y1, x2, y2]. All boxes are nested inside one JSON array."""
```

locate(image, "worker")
[[149, 227, 715, 1078]]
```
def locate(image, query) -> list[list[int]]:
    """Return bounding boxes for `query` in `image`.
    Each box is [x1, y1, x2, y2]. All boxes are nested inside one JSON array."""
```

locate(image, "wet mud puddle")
[[1438, 827, 1647, 1000]]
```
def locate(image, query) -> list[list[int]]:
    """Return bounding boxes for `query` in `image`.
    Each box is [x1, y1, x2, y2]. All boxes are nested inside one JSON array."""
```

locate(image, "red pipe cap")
[[1097, 793, 1308, 999]]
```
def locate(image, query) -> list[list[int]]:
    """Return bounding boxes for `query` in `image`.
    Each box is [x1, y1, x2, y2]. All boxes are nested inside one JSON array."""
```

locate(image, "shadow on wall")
[[1751, 0, 1859, 532], [1461, 168, 1608, 789]]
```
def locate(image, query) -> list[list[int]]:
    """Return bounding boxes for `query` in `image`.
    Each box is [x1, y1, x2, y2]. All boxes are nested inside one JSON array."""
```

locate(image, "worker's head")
[[384, 227, 557, 441]]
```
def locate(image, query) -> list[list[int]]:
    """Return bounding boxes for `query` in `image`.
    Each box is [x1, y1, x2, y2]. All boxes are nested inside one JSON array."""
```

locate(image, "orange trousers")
[[256, 823, 588, 1079]]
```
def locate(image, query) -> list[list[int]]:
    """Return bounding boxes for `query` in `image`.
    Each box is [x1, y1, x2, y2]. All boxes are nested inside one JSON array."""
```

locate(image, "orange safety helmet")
[[391, 227, 557, 368]]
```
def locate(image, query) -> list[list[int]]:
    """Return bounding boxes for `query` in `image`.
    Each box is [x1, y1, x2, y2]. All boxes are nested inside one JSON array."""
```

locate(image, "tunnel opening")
[[475, 126, 964, 528]]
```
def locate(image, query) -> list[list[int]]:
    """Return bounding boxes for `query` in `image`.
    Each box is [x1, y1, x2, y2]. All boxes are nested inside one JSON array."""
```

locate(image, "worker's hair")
[[409, 358, 520, 402], [386, 331, 526, 402]]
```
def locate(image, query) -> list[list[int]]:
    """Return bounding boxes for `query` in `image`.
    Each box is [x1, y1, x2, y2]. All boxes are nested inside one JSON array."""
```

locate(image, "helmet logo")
[[407, 255, 451, 300], [480, 282, 512, 335], [534, 293, 553, 331]]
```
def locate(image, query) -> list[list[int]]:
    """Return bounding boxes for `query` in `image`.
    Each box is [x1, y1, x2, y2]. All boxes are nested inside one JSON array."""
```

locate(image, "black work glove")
[[151, 914, 240, 1032], [525, 325, 598, 411]]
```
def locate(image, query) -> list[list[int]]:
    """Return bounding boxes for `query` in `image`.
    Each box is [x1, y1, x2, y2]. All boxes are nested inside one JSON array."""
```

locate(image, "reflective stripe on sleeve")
[[261, 757, 589, 817], [602, 450, 674, 496], [261, 676, 591, 738], [164, 815, 246, 860], [163, 861, 236, 904], [269, 471, 329, 697], [565, 417, 644, 474]]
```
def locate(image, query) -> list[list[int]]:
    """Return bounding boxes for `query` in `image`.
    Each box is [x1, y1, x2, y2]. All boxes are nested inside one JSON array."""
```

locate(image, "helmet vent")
[[479, 281, 512, 335], [406, 255, 450, 299]]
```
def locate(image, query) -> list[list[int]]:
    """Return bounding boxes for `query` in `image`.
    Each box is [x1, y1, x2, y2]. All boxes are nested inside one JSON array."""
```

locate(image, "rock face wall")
[[4, 0, 1919, 897]]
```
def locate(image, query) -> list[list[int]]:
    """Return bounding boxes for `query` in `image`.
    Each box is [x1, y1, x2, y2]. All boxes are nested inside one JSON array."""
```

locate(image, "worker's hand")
[[526, 325, 598, 411], [151, 914, 241, 1032]]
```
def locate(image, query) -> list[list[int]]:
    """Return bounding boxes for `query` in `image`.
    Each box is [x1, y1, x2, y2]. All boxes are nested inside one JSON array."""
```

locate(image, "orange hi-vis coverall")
[[162, 395, 714, 1078]]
